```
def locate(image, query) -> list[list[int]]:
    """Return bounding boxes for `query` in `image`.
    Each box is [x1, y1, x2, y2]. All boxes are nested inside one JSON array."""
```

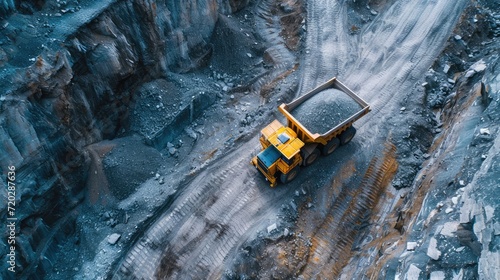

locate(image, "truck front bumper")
[[251, 157, 278, 187]]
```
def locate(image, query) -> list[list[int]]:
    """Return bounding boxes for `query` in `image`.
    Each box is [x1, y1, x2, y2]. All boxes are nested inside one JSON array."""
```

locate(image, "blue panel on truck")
[[257, 145, 281, 168]]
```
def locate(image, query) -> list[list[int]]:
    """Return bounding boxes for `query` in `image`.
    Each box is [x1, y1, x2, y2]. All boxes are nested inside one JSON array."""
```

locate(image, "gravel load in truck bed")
[[291, 88, 363, 134]]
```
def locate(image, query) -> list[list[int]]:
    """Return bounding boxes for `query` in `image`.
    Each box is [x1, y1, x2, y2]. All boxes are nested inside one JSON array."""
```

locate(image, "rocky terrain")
[[0, 0, 499, 279]]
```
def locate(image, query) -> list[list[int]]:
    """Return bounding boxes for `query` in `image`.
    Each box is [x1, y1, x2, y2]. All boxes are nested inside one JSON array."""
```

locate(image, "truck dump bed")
[[279, 77, 370, 145]]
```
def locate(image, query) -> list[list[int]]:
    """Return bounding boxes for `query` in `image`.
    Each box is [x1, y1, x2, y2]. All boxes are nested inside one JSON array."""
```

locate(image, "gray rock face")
[[392, 55, 500, 280], [459, 131, 500, 280]]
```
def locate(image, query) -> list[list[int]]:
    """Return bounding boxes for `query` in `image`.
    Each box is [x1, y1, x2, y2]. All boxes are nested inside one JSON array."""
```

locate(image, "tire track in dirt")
[[300, 141, 397, 279], [295, 0, 469, 277], [345, 0, 469, 121], [300, 0, 353, 93], [112, 159, 247, 279], [158, 176, 260, 279], [112, 144, 295, 279]]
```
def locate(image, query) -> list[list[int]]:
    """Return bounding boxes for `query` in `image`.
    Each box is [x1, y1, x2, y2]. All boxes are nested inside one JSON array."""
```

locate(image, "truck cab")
[[251, 77, 370, 187], [251, 120, 304, 187]]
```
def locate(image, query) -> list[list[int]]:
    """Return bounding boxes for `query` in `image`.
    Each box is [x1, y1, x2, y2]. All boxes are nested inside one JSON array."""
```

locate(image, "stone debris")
[[107, 233, 121, 245], [465, 70, 476, 78], [480, 128, 490, 135], [406, 242, 418, 251], [406, 264, 422, 279], [427, 237, 441, 260], [430, 271, 445, 280], [465, 60, 487, 78], [440, 221, 459, 237], [185, 127, 198, 140], [470, 60, 487, 73], [456, 246, 465, 252], [267, 223, 277, 234], [443, 64, 451, 73]]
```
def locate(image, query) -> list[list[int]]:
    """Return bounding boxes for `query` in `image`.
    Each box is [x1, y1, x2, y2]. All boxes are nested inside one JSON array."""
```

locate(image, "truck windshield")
[[281, 155, 294, 165], [257, 145, 281, 168]]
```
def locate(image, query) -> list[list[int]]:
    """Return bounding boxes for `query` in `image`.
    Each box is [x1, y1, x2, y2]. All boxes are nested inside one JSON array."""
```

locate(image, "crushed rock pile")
[[292, 88, 362, 134]]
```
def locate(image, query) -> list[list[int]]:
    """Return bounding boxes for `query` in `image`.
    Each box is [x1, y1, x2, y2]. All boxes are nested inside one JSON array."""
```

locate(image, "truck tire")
[[280, 166, 300, 184], [340, 126, 356, 145], [303, 148, 321, 166], [321, 138, 340, 155]]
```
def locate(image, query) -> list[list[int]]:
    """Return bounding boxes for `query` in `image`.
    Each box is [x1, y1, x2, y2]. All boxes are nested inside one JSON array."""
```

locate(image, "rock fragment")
[[443, 64, 450, 73], [406, 264, 422, 279], [107, 233, 121, 245], [440, 221, 459, 237], [406, 242, 418, 251], [267, 223, 277, 233], [185, 127, 198, 140], [430, 271, 445, 280], [480, 128, 490, 135], [427, 237, 441, 260]]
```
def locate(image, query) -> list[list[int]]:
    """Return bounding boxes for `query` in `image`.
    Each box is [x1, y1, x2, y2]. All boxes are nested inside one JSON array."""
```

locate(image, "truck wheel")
[[340, 126, 356, 145], [280, 166, 300, 184], [303, 148, 320, 166], [321, 138, 340, 155]]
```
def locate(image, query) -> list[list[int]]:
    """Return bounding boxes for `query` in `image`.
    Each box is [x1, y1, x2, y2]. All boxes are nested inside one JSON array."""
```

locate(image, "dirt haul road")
[[112, 0, 469, 278]]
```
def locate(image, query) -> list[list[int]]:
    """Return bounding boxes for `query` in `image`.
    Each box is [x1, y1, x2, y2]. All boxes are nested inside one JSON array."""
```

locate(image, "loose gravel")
[[291, 88, 362, 134]]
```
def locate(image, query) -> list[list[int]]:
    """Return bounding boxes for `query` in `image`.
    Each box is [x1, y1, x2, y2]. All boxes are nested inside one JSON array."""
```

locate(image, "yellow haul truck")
[[251, 77, 370, 187]]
